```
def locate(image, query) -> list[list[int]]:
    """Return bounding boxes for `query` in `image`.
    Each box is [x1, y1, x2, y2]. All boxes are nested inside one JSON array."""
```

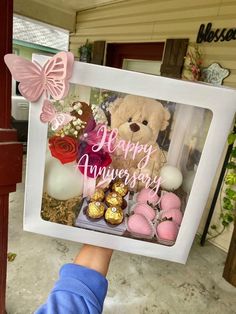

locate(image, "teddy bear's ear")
[[108, 97, 123, 115], [160, 108, 171, 131]]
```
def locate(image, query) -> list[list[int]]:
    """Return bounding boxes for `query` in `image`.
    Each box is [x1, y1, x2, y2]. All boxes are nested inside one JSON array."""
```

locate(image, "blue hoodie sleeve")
[[35, 263, 108, 314]]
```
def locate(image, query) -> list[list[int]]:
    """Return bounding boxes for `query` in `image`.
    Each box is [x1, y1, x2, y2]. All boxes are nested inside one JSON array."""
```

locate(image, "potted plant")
[[78, 39, 93, 63]]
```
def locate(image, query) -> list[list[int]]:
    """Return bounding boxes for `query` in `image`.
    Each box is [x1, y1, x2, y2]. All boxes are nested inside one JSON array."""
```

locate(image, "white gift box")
[[24, 54, 236, 264]]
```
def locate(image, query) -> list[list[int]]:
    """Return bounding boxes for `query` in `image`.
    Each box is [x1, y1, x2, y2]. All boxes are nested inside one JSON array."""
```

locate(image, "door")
[[123, 59, 162, 75], [105, 40, 189, 79], [106, 42, 165, 69]]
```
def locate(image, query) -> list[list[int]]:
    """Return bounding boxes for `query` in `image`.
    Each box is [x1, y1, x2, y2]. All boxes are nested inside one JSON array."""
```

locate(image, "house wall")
[[70, 0, 236, 251], [71, 0, 236, 89], [14, 0, 76, 32], [13, 44, 52, 60]]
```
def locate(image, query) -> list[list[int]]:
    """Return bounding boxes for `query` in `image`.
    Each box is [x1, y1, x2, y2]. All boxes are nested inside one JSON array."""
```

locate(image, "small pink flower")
[[80, 123, 114, 152]]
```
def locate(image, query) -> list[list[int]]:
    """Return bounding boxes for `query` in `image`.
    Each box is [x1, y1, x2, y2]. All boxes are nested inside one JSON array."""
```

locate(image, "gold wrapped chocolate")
[[105, 192, 123, 207], [87, 201, 105, 219], [105, 206, 124, 225], [112, 180, 128, 197], [91, 188, 105, 202]]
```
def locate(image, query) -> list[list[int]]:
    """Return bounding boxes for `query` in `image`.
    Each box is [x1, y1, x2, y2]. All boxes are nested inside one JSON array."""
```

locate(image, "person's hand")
[[74, 244, 113, 276]]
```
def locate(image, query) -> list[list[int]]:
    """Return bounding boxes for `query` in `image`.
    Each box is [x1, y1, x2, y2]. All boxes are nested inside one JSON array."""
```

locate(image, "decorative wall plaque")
[[201, 63, 230, 85]]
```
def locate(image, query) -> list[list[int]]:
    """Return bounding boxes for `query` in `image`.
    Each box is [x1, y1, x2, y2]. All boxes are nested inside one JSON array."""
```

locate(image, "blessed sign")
[[196, 22, 236, 43]]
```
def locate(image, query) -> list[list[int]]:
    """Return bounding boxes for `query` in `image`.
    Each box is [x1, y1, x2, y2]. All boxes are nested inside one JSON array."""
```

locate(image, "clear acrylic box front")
[[41, 84, 212, 247]]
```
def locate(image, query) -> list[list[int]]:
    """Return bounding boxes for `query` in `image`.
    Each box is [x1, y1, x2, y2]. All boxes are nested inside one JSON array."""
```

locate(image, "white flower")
[[73, 102, 82, 110]]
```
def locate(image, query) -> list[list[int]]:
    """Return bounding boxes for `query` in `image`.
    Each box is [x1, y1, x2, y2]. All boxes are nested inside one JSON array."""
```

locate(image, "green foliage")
[[225, 188, 236, 200], [219, 124, 236, 228], [211, 224, 217, 230], [226, 162, 236, 170], [228, 133, 236, 145], [7, 252, 17, 262], [225, 172, 236, 185], [210, 120, 236, 238], [231, 147, 236, 158], [78, 39, 93, 62]]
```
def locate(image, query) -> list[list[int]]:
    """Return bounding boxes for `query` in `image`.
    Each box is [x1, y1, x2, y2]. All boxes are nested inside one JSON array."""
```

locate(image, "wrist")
[[74, 244, 113, 276]]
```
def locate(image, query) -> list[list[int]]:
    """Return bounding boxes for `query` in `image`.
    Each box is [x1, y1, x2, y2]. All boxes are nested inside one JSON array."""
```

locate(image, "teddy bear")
[[109, 94, 170, 190]]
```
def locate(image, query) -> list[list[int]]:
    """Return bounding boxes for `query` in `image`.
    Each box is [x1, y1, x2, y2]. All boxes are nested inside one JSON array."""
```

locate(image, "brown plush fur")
[[109, 95, 170, 189]]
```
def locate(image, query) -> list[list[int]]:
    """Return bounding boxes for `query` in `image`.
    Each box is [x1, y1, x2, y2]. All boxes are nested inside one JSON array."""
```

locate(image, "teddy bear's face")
[[110, 95, 170, 144]]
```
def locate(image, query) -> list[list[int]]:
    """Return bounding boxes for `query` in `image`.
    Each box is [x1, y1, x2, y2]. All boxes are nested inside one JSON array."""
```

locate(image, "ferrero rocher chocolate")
[[105, 206, 124, 225], [87, 201, 105, 219], [91, 188, 105, 202], [105, 192, 123, 207], [112, 180, 128, 197]]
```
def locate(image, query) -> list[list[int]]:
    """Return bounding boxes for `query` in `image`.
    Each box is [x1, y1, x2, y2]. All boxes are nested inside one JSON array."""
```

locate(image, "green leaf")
[[7, 252, 17, 262], [211, 224, 217, 230], [226, 215, 234, 223], [231, 147, 236, 158], [225, 173, 236, 185], [228, 133, 236, 145], [225, 188, 236, 200], [226, 162, 236, 170], [222, 221, 229, 227], [223, 197, 231, 204]]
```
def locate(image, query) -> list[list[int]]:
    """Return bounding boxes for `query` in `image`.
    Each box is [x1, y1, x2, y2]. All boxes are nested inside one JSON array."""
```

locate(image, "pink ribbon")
[[83, 172, 96, 198]]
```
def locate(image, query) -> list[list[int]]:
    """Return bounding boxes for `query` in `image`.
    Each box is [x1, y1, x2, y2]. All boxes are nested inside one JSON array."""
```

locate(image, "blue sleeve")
[[35, 263, 108, 314]]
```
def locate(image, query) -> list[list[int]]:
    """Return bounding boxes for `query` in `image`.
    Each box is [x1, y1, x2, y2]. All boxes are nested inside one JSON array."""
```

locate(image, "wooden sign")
[[196, 22, 236, 43]]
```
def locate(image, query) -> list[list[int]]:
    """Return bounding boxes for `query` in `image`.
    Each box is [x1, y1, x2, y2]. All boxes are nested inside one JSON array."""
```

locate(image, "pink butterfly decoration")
[[4, 51, 74, 102], [40, 100, 73, 131]]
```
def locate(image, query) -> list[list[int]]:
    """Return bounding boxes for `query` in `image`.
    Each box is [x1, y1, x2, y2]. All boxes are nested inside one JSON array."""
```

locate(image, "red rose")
[[78, 143, 112, 178], [49, 136, 78, 164]]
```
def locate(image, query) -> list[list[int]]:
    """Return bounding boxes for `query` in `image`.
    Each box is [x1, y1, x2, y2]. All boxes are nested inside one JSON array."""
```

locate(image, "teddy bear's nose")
[[130, 123, 140, 132]]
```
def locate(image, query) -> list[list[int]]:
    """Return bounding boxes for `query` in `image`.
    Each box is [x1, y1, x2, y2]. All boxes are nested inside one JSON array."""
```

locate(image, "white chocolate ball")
[[44, 157, 83, 200], [160, 165, 183, 191]]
